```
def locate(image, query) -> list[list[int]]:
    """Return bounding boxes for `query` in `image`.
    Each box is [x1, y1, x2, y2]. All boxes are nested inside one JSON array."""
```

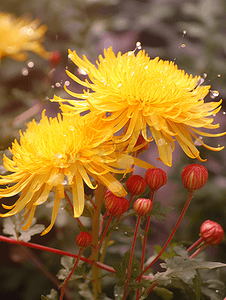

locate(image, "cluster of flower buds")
[[105, 190, 129, 216], [76, 231, 92, 249], [182, 164, 208, 191]]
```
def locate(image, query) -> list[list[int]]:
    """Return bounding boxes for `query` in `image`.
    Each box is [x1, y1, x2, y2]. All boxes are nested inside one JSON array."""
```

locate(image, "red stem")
[[60, 248, 83, 300], [123, 215, 141, 300], [137, 191, 194, 280], [89, 215, 114, 260], [189, 244, 207, 259], [187, 237, 203, 253], [136, 191, 155, 300], [0, 235, 114, 273], [128, 195, 134, 206]]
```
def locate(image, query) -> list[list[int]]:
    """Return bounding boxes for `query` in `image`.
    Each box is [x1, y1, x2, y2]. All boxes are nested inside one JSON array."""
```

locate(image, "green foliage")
[[3, 213, 45, 242], [113, 250, 145, 290], [149, 201, 174, 221]]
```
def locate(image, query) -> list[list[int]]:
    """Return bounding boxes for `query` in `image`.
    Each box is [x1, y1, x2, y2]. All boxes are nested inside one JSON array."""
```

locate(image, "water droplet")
[[51, 85, 55, 88], [210, 90, 219, 99], [65, 80, 70, 86], [181, 43, 186, 48], [183, 30, 187, 35], [78, 67, 87, 75], [55, 82, 61, 88], [21, 68, 29, 76], [157, 138, 166, 146], [27, 61, 34, 68], [217, 74, 221, 77], [194, 139, 202, 146], [203, 73, 207, 79], [124, 231, 127, 234], [116, 227, 118, 230], [223, 111, 226, 115], [136, 41, 142, 49]]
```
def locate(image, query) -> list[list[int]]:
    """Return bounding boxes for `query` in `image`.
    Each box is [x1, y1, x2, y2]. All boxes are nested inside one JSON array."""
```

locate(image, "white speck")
[[55, 82, 61, 88], [27, 61, 34, 68], [21, 68, 29, 76], [65, 80, 70, 86]]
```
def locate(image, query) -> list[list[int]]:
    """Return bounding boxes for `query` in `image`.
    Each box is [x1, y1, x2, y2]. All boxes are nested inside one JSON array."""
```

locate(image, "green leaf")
[[42, 289, 58, 300], [56, 256, 75, 280], [113, 250, 142, 288], [192, 270, 202, 300], [3, 213, 45, 242], [152, 256, 226, 286], [149, 201, 174, 220]]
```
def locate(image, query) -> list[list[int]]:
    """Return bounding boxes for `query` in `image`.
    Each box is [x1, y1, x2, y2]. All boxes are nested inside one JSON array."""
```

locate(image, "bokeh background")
[[0, 0, 226, 299]]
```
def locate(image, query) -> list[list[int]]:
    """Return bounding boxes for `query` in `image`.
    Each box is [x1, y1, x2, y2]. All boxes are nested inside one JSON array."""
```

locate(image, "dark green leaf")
[[192, 270, 202, 300], [149, 201, 174, 220]]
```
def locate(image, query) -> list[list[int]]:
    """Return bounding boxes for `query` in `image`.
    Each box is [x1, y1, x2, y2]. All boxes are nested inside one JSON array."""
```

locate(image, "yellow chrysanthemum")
[[0, 112, 150, 235], [53, 47, 225, 166], [0, 12, 50, 61]]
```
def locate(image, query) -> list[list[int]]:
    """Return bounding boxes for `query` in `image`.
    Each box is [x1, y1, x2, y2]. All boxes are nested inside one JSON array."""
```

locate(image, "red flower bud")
[[200, 220, 224, 245], [105, 193, 129, 216], [182, 164, 208, 191], [76, 232, 92, 248], [49, 51, 62, 66], [126, 175, 146, 195], [145, 168, 167, 191], [133, 198, 153, 216]]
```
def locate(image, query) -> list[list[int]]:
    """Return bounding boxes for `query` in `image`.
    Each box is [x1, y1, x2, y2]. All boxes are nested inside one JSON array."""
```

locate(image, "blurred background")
[[0, 0, 226, 299]]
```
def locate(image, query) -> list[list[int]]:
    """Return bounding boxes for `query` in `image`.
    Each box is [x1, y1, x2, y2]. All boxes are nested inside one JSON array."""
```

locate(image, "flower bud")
[[182, 164, 208, 191], [200, 220, 224, 245], [126, 175, 146, 195], [145, 168, 167, 191], [76, 232, 92, 248], [49, 51, 62, 66], [105, 194, 129, 216], [133, 198, 153, 216]]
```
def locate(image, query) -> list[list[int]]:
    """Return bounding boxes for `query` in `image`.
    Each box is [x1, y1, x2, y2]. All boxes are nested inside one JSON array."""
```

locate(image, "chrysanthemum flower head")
[[53, 45, 225, 166], [0, 12, 50, 61], [0, 112, 140, 235]]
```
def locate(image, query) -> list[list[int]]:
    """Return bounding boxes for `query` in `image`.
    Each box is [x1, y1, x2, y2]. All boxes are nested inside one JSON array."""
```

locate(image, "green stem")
[[123, 215, 141, 300], [91, 182, 105, 299], [137, 191, 194, 280], [89, 215, 113, 260]]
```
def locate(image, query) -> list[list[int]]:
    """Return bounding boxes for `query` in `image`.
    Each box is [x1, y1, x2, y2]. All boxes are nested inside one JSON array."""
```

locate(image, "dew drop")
[[27, 61, 34, 68], [21, 68, 29, 76], [116, 227, 118, 230], [194, 139, 202, 146], [65, 80, 70, 86], [78, 67, 87, 75], [210, 90, 219, 99], [183, 30, 187, 35], [223, 111, 226, 115], [124, 231, 127, 235], [180, 43, 186, 48], [217, 74, 221, 77], [51, 85, 55, 88], [55, 82, 61, 88], [157, 138, 166, 146], [136, 41, 142, 50]]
